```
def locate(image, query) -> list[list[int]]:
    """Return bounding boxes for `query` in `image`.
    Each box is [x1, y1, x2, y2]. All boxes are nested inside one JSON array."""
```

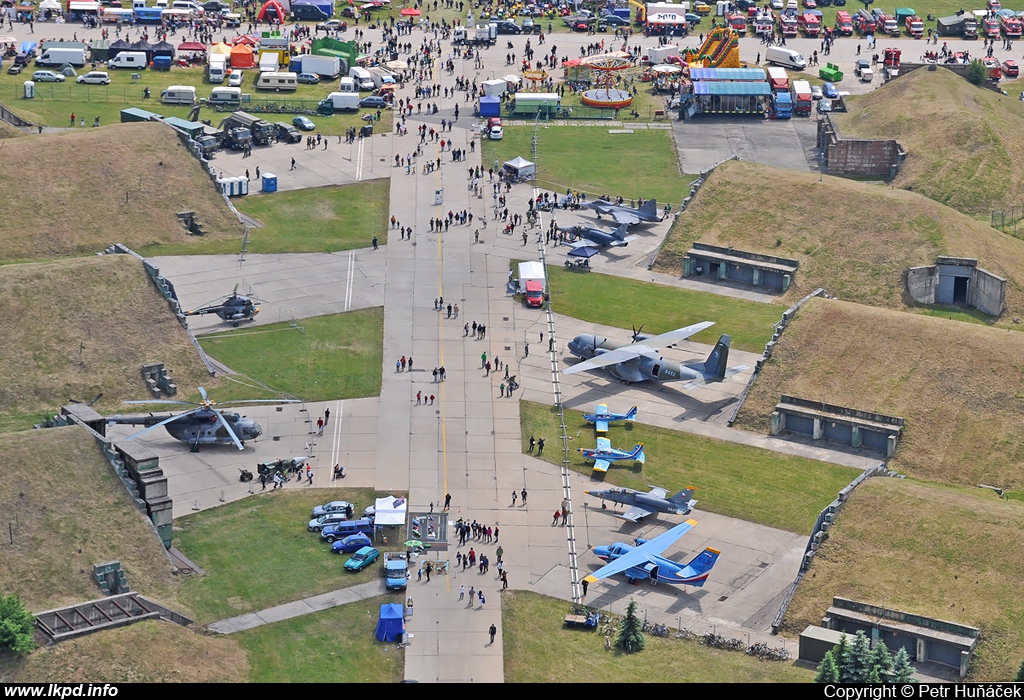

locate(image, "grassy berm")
[[654, 159, 1024, 324], [0, 255, 217, 428], [0, 121, 242, 261], [734, 298, 1024, 489], [836, 66, 1024, 217], [0, 427, 179, 612], [780, 477, 1024, 681]]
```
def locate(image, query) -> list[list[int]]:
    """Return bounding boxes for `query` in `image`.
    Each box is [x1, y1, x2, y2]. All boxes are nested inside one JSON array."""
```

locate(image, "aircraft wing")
[[607, 209, 641, 226], [648, 486, 668, 499], [592, 458, 610, 473], [615, 504, 652, 522], [594, 419, 609, 433], [584, 519, 698, 582], [562, 321, 715, 376]]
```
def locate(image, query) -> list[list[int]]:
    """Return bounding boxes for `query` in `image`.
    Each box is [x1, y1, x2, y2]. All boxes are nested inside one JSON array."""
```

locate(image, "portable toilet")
[[238, 177, 249, 195], [231, 176, 244, 196], [261, 172, 278, 192], [716, 0, 727, 15], [217, 177, 229, 195], [24, 80, 34, 98]]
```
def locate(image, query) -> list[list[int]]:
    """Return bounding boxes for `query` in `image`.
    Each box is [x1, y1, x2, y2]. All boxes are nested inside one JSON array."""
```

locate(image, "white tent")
[[373, 495, 408, 526], [39, 0, 62, 11], [503, 156, 536, 182]]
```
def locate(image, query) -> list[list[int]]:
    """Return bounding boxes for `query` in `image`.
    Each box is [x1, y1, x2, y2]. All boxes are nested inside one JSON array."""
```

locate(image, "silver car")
[[32, 70, 65, 82]]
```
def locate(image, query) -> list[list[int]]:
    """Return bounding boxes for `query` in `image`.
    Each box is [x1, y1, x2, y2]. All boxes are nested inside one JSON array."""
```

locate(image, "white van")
[[171, 0, 202, 11], [765, 46, 806, 70], [108, 51, 148, 69], [256, 71, 297, 91], [348, 66, 374, 91], [338, 76, 356, 92], [209, 86, 242, 105], [161, 85, 197, 104]]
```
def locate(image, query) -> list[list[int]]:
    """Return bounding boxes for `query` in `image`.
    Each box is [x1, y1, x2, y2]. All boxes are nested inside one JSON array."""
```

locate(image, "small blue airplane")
[[585, 518, 720, 587], [583, 404, 637, 434], [558, 223, 637, 248], [578, 437, 645, 473]]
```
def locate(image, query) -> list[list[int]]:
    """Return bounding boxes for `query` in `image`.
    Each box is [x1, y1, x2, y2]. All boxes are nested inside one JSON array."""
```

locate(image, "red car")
[[802, 0, 816, 7], [1003, 59, 1019, 77]]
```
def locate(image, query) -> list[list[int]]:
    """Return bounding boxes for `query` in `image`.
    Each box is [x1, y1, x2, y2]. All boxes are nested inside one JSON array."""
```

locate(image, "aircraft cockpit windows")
[[652, 364, 661, 377]]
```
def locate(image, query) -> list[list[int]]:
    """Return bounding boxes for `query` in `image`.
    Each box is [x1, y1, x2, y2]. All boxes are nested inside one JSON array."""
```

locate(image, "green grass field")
[[482, 126, 690, 206], [173, 488, 396, 623], [137, 179, 390, 257], [198, 308, 384, 402], [545, 263, 780, 353], [235, 595, 405, 683], [520, 401, 856, 534], [503, 590, 814, 683]]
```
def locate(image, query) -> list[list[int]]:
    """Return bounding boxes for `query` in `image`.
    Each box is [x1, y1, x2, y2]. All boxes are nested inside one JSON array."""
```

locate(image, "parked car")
[[308, 513, 348, 532], [811, 84, 823, 99], [331, 533, 373, 554], [32, 70, 65, 82], [494, 20, 522, 33], [228, 70, 244, 87], [76, 70, 110, 84], [770, 0, 784, 9], [275, 121, 302, 143], [854, 58, 870, 76], [297, 71, 320, 84], [311, 500, 353, 518], [293, 115, 316, 130], [344, 546, 381, 572], [317, 18, 344, 30], [685, 12, 702, 23], [359, 95, 388, 108], [822, 81, 838, 99], [802, 0, 816, 7], [203, 0, 229, 11], [1003, 59, 1019, 78], [601, 14, 629, 25], [817, 98, 832, 113]]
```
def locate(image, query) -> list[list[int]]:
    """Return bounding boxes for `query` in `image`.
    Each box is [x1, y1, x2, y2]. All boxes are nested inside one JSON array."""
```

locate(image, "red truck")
[[877, 13, 900, 36], [799, 12, 820, 36], [779, 13, 798, 37], [854, 9, 877, 34], [766, 66, 790, 92], [905, 14, 924, 37], [835, 10, 853, 35], [983, 15, 1001, 38], [1000, 13, 1022, 38], [791, 79, 812, 116], [728, 12, 748, 32]]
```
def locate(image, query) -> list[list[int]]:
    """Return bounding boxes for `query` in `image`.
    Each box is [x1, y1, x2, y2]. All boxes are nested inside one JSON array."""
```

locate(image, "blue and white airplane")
[[559, 222, 637, 248], [585, 519, 720, 587], [578, 437, 645, 473], [583, 404, 637, 434]]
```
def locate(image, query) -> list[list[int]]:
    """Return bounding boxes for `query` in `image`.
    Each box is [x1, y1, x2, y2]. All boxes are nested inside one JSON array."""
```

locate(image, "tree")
[[816, 649, 840, 683], [891, 647, 916, 683], [841, 630, 873, 684], [870, 638, 894, 682], [0, 594, 36, 653], [615, 598, 645, 653], [1016, 659, 1024, 682], [966, 59, 988, 85]]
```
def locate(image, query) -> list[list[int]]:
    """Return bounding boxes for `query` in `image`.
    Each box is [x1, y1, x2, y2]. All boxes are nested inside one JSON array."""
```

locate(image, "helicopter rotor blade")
[[216, 399, 301, 405], [198, 386, 209, 402], [124, 399, 198, 406], [214, 409, 245, 450], [123, 409, 199, 441]]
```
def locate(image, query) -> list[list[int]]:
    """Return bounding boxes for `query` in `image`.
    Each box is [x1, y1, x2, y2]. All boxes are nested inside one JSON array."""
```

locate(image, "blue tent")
[[479, 95, 500, 117], [375, 603, 405, 642]]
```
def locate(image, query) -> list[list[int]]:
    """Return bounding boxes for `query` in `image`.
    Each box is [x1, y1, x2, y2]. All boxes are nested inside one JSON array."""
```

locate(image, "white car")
[[228, 70, 243, 87], [489, 125, 504, 140], [811, 84, 823, 100], [770, 0, 783, 7], [76, 71, 111, 85]]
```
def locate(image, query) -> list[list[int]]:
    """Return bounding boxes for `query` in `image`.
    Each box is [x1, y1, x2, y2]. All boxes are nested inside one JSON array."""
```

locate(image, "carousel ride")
[[579, 52, 634, 109]]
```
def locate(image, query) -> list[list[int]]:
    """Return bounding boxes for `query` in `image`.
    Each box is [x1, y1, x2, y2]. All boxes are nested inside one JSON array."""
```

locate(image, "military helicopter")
[[106, 387, 298, 451], [184, 284, 261, 327]]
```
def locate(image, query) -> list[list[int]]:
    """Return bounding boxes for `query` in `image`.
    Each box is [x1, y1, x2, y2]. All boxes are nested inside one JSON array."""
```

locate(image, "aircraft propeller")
[[631, 324, 645, 343]]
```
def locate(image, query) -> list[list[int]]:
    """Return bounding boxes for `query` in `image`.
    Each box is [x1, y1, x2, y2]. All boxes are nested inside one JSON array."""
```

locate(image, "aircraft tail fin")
[[638, 199, 659, 220], [669, 487, 697, 513], [631, 444, 645, 464], [612, 223, 630, 239], [678, 547, 721, 587], [702, 334, 731, 381], [625, 406, 638, 421]]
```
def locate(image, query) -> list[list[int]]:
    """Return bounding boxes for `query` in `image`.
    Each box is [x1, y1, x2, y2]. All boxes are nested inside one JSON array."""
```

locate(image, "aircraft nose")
[[251, 422, 262, 438]]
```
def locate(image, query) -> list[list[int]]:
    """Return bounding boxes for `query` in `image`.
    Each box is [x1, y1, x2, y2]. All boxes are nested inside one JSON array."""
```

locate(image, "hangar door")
[[823, 420, 853, 445], [760, 270, 786, 291], [928, 640, 964, 669], [880, 630, 916, 659], [936, 264, 970, 305], [861, 429, 890, 453], [783, 413, 815, 437]]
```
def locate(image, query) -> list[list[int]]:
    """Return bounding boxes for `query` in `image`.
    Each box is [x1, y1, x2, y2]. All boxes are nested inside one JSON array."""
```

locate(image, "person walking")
[[459, 585, 465, 601], [489, 623, 497, 644], [521, 488, 528, 505], [511, 490, 517, 506]]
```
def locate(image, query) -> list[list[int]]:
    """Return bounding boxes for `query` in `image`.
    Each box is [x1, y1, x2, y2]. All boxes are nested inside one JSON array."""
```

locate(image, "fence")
[[990, 203, 1024, 237]]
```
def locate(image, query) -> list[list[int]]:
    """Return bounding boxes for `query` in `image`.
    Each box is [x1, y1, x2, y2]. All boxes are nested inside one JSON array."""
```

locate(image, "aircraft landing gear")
[[233, 321, 240, 327]]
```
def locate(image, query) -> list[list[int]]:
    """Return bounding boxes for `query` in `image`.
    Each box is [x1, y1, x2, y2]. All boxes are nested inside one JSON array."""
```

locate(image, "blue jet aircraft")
[[558, 222, 637, 248], [583, 404, 637, 434], [584, 198, 664, 226], [585, 518, 720, 587], [579, 437, 645, 473]]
